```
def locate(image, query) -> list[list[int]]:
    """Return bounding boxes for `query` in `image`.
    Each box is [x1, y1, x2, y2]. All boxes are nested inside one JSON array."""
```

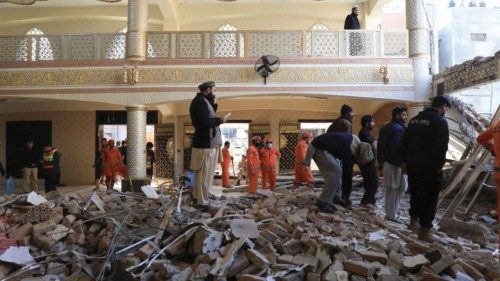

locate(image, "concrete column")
[[269, 115, 280, 174], [127, 0, 148, 60], [406, 102, 427, 120], [406, 0, 432, 101], [174, 116, 185, 178], [126, 105, 147, 178]]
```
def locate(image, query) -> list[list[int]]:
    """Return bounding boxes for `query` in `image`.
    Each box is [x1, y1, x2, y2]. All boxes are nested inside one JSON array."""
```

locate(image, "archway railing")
[[0, 30, 408, 62]]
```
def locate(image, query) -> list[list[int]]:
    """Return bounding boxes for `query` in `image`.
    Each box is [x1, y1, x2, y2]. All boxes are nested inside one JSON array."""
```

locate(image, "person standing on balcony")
[[378, 107, 408, 223], [327, 104, 355, 207], [247, 135, 262, 194], [20, 139, 39, 193], [358, 115, 379, 209], [221, 141, 233, 188], [260, 136, 281, 191], [189, 81, 224, 210], [401, 96, 450, 242], [344, 6, 360, 30], [294, 131, 314, 190]]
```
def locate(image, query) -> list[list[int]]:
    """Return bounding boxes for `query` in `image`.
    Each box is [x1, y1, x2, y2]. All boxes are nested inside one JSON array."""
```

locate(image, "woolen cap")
[[198, 81, 215, 91], [340, 104, 353, 115]]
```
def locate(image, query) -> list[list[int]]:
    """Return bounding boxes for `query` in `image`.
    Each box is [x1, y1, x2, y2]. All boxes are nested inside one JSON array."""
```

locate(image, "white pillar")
[[126, 105, 147, 178], [406, 0, 432, 101], [270, 116, 280, 174], [127, 0, 148, 60], [174, 116, 185, 178]]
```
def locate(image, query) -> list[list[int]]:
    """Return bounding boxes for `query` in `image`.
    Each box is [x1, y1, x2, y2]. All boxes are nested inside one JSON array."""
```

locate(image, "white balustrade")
[[0, 30, 408, 62]]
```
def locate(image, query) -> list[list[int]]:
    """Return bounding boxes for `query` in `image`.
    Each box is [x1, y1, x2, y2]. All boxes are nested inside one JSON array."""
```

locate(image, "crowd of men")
[[190, 81, 452, 242]]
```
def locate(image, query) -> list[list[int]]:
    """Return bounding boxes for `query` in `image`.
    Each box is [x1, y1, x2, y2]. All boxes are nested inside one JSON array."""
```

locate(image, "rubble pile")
[[0, 184, 499, 281]]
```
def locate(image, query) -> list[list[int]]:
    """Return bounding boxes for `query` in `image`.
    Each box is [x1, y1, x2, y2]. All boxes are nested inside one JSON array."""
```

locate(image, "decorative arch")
[[17, 28, 54, 61], [218, 24, 238, 31], [308, 22, 330, 31]]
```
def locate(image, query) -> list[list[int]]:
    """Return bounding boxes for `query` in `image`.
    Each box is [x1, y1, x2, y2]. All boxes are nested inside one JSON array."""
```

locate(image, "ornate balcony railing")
[[0, 30, 408, 62]]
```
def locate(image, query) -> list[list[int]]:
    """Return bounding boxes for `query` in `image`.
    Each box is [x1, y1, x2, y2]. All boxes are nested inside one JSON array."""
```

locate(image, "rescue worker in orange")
[[221, 141, 234, 188], [102, 139, 123, 190], [247, 135, 262, 194], [477, 119, 500, 250], [294, 131, 314, 190], [260, 136, 281, 191]]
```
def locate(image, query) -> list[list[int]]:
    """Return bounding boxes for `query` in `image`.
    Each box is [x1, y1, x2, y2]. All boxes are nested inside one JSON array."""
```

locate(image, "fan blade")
[[261, 56, 270, 65], [264, 65, 273, 73], [256, 64, 267, 73], [268, 59, 279, 67]]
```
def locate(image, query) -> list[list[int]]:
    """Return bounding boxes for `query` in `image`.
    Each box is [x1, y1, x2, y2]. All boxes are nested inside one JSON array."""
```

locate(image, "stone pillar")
[[126, 105, 147, 178], [174, 116, 185, 179], [269, 116, 280, 174], [406, 0, 432, 101], [406, 102, 428, 120], [127, 0, 148, 60]]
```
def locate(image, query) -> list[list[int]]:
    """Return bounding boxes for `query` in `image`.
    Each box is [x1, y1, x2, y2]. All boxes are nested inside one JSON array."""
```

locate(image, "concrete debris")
[[0, 178, 496, 281]]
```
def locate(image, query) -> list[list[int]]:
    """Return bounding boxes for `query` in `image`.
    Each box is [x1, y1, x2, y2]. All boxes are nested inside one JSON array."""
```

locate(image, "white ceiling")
[[0, 0, 365, 8]]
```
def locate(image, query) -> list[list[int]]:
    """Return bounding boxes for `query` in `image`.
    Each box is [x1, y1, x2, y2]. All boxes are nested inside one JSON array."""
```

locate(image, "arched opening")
[[214, 23, 244, 58], [17, 28, 55, 61]]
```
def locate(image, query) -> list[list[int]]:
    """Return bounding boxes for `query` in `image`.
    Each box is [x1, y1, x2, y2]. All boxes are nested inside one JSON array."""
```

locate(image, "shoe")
[[332, 196, 348, 208], [342, 196, 352, 207], [316, 201, 337, 213], [417, 227, 435, 243], [236, 181, 240, 186], [360, 203, 375, 210], [223, 185, 234, 188], [408, 216, 419, 232], [386, 217, 404, 224]]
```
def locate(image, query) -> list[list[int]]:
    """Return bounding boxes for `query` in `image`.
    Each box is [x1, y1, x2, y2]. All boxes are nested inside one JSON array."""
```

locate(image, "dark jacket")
[[311, 132, 357, 163], [377, 120, 406, 166], [119, 146, 127, 165], [358, 127, 376, 161], [42, 148, 61, 175], [0, 161, 5, 177], [344, 14, 360, 30], [401, 108, 449, 169], [20, 147, 39, 168], [327, 116, 352, 133], [189, 93, 222, 148]]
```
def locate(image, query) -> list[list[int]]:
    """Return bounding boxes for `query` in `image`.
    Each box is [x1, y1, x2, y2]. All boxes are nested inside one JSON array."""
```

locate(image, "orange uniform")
[[247, 144, 261, 194], [260, 144, 281, 191], [221, 147, 232, 187], [477, 120, 500, 246], [294, 139, 314, 189], [102, 147, 123, 189]]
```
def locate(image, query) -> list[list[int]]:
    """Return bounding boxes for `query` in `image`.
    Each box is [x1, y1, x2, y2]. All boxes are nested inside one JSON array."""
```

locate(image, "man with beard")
[[401, 96, 450, 242], [344, 6, 360, 30], [327, 104, 355, 206], [189, 81, 225, 210], [378, 107, 408, 222]]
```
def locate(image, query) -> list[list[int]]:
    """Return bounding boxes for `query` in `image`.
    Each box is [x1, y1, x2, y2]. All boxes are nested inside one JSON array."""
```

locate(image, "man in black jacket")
[[358, 115, 378, 209], [189, 81, 225, 210], [41, 144, 61, 193], [344, 6, 360, 30], [327, 104, 355, 206], [304, 132, 360, 213], [20, 139, 39, 193], [401, 96, 450, 242], [378, 107, 407, 223]]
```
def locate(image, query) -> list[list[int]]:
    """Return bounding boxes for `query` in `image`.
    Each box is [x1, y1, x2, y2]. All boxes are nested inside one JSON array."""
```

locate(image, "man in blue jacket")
[[401, 96, 450, 242], [189, 81, 225, 210], [378, 107, 407, 223]]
